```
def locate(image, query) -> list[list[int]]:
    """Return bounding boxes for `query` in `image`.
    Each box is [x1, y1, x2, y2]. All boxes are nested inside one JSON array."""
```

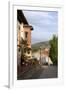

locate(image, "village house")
[[32, 46, 53, 65], [17, 10, 33, 66], [41, 47, 53, 65]]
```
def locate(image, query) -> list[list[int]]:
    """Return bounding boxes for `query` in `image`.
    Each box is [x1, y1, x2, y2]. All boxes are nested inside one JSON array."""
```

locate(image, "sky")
[[23, 10, 58, 44]]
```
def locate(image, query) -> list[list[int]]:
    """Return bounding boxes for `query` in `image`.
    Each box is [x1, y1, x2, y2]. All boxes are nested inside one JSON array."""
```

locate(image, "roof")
[[23, 25, 33, 30], [44, 48, 50, 51], [17, 10, 28, 24]]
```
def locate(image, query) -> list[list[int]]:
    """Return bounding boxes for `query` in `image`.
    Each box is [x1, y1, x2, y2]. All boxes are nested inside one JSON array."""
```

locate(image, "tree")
[[49, 35, 58, 65]]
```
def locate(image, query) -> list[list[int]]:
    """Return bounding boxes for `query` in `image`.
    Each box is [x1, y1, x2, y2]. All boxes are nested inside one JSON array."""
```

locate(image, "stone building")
[[41, 47, 53, 65], [17, 10, 33, 66]]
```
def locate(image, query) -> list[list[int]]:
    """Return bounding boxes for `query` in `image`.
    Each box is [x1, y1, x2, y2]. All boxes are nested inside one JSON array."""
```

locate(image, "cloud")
[[23, 10, 58, 25], [31, 29, 57, 44], [23, 10, 58, 44]]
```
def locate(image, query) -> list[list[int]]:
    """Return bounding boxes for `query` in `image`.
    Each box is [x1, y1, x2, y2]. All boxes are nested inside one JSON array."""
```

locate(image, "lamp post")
[[40, 46, 42, 66]]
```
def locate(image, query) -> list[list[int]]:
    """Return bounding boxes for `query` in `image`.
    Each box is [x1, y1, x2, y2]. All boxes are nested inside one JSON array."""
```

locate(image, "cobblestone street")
[[31, 66, 57, 79], [17, 65, 58, 80]]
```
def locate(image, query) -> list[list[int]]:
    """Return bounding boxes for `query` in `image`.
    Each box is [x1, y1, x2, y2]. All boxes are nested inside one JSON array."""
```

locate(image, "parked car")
[[32, 56, 37, 60], [31, 56, 39, 65]]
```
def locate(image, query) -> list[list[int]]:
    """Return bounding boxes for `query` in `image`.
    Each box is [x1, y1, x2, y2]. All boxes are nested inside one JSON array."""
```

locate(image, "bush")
[[49, 35, 58, 65]]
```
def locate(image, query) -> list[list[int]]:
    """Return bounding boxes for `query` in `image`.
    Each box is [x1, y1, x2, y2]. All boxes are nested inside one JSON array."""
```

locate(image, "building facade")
[[17, 10, 33, 66], [41, 47, 53, 65]]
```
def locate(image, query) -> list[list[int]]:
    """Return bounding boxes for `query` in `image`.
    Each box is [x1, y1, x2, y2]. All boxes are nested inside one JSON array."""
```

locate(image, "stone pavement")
[[17, 64, 41, 80], [17, 65, 58, 80], [30, 66, 58, 79]]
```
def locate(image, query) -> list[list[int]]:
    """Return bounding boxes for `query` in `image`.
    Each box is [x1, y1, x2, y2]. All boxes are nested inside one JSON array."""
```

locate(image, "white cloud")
[[23, 10, 58, 44]]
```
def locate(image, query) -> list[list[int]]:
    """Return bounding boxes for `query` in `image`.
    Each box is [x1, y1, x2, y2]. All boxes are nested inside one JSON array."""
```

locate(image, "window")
[[24, 48, 26, 53], [18, 48, 20, 52], [18, 25, 20, 30], [25, 32, 28, 38], [28, 51, 30, 54]]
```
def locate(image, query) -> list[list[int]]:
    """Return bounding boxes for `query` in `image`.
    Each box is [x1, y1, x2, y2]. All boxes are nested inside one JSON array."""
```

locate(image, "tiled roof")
[[17, 10, 28, 24]]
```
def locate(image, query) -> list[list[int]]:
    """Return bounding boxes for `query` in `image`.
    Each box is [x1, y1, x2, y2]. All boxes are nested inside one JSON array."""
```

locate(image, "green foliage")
[[49, 35, 58, 65], [20, 38, 28, 62]]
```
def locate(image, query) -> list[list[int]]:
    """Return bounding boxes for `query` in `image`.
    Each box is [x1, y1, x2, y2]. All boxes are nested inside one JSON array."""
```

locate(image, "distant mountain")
[[31, 41, 50, 52]]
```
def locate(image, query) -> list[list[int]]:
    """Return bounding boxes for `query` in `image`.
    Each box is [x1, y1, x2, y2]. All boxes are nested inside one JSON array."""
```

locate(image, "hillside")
[[31, 41, 50, 52]]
